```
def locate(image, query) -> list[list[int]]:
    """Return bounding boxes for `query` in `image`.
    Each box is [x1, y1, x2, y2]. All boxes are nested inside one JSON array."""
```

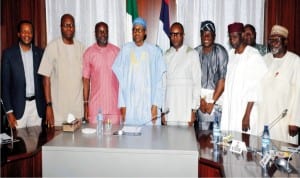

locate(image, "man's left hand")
[[188, 111, 196, 126], [151, 105, 158, 124], [242, 115, 250, 132], [206, 103, 214, 114]]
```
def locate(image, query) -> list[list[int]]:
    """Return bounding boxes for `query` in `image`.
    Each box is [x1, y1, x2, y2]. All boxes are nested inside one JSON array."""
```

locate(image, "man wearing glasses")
[[38, 14, 85, 127], [163, 22, 201, 126], [221, 22, 267, 135], [257, 25, 300, 144], [112, 17, 166, 126]]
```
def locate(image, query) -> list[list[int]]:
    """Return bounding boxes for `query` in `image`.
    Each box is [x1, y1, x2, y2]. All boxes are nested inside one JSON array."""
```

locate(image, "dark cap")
[[228, 22, 244, 33], [201, 20, 215, 33]]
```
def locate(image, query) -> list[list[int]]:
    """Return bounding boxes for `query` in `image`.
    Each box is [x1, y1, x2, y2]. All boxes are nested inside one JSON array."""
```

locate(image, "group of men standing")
[[1, 14, 299, 144]]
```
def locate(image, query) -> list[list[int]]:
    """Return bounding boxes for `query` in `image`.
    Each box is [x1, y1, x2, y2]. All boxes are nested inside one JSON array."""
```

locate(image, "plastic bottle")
[[213, 111, 221, 143], [97, 109, 103, 135], [261, 125, 270, 156]]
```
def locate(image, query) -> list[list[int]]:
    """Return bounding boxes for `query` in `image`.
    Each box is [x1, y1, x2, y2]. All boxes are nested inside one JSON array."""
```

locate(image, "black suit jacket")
[[1, 44, 46, 119]]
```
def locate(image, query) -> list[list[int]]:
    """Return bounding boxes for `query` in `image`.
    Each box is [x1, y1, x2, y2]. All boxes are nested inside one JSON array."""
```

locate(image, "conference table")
[[42, 124, 199, 177], [1, 126, 59, 177], [1, 124, 300, 177], [197, 130, 300, 177]]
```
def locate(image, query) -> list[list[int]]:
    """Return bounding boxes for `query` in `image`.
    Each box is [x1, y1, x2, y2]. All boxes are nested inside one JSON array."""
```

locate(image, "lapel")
[[32, 46, 40, 88], [15, 46, 26, 83]]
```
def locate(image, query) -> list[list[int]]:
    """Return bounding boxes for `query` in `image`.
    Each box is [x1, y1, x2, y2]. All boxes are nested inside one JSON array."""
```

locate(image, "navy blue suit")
[[1, 44, 46, 120]]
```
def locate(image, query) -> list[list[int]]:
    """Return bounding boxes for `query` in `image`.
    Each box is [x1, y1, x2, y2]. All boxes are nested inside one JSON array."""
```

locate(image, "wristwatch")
[[46, 102, 52, 107]]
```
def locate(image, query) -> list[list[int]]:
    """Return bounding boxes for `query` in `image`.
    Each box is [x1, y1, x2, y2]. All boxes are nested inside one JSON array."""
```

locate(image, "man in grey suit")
[[1, 20, 45, 129]]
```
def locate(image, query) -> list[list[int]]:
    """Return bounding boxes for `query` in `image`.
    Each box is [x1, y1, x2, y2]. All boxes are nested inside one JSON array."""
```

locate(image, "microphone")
[[260, 109, 288, 136], [140, 108, 170, 126]]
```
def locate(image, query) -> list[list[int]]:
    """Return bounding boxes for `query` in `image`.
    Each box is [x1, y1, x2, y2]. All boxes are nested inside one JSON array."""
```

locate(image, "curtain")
[[45, 0, 126, 48], [45, 0, 265, 51], [176, 0, 265, 50]]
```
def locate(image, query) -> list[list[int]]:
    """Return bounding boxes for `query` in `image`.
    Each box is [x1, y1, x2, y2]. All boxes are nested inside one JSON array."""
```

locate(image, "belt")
[[25, 96, 35, 101]]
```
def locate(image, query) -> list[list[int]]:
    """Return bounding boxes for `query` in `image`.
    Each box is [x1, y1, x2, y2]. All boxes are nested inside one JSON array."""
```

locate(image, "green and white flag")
[[126, 0, 139, 42]]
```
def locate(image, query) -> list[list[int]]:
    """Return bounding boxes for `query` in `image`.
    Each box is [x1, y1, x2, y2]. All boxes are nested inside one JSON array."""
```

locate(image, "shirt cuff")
[[6, 110, 13, 114]]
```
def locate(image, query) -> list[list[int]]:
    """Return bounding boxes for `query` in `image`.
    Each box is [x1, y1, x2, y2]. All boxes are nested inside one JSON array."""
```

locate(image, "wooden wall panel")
[[1, 0, 46, 56], [265, 0, 300, 55]]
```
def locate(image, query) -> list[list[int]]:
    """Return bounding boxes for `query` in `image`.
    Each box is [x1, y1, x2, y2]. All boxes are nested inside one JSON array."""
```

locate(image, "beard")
[[96, 38, 108, 46], [271, 47, 280, 55]]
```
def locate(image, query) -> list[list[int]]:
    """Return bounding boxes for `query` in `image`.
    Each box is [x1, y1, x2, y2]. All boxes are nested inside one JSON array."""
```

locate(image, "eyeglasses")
[[268, 37, 283, 44], [61, 23, 75, 28], [170, 32, 183, 37], [132, 28, 145, 33]]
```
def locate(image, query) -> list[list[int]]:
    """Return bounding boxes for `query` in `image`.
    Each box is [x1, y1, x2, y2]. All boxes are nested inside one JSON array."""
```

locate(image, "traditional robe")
[[257, 52, 300, 144], [194, 43, 228, 130], [112, 42, 166, 125], [221, 46, 267, 134], [83, 43, 120, 124], [38, 38, 85, 126], [164, 45, 201, 125]]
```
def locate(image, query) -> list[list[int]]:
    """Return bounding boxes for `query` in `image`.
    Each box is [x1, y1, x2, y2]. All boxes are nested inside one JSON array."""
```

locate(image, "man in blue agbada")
[[112, 17, 166, 125]]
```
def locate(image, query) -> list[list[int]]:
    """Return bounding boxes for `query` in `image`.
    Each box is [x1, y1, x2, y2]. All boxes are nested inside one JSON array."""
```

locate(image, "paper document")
[[121, 126, 142, 136], [0, 133, 12, 144]]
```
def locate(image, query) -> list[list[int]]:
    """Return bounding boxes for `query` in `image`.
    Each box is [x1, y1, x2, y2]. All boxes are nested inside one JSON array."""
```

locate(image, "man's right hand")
[[45, 106, 55, 127], [7, 113, 17, 129], [200, 98, 207, 113], [120, 107, 126, 122], [83, 103, 89, 122]]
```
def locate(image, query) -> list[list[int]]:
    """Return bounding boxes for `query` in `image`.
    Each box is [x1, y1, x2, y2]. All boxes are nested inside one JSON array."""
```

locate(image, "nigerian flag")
[[126, 0, 139, 42]]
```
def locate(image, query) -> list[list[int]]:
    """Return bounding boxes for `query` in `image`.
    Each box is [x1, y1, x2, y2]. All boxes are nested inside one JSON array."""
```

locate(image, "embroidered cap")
[[133, 17, 147, 29], [270, 25, 288, 38], [201, 20, 215, 33]]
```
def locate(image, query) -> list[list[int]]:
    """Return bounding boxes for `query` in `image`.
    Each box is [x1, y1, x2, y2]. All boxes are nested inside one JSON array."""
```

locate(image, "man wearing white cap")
[[112, 17, 166, 125], [257, 25, 300, 144]]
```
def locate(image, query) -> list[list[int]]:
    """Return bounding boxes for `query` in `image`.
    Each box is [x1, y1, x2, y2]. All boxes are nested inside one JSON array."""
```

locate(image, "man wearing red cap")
[[221, 22, 267, 134], [257, 25, 300, 144]]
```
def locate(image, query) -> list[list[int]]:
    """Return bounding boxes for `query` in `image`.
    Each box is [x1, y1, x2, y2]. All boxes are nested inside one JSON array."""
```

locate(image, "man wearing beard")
[[257, 25, 300, 144], [82, 22, 121, 124]]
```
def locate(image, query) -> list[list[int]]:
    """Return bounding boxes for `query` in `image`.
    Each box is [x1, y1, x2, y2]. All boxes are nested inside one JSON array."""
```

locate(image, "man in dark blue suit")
[[1, 20, 45, 129]]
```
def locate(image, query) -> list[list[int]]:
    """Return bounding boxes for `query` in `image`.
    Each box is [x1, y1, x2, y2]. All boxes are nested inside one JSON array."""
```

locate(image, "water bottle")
[[213, 112, 221, 143], [261, 125, 270, 156], [97, 109, 103, 135]]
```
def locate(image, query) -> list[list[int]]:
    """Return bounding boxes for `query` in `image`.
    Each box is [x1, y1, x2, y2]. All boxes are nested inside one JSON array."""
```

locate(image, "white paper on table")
[[121, 126, 142, 135], [0, 133, 12, 144]]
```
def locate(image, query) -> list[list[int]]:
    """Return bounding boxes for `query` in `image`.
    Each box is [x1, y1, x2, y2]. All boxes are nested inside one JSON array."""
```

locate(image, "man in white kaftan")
[[164, 23, 201, 126], [221, 22, 267, 134], [257, 25, 300, 144], [112, 18, 166, 125]]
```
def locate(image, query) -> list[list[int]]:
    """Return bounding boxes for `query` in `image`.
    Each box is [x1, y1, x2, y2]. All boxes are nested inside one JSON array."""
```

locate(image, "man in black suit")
[[1, 20, 45, 129]]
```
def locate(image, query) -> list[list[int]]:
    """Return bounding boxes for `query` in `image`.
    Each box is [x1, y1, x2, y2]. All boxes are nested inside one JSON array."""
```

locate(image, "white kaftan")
[[221, 46, 267, 134], [257, 52, 300, 144], [164, 45, 201, 125]]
